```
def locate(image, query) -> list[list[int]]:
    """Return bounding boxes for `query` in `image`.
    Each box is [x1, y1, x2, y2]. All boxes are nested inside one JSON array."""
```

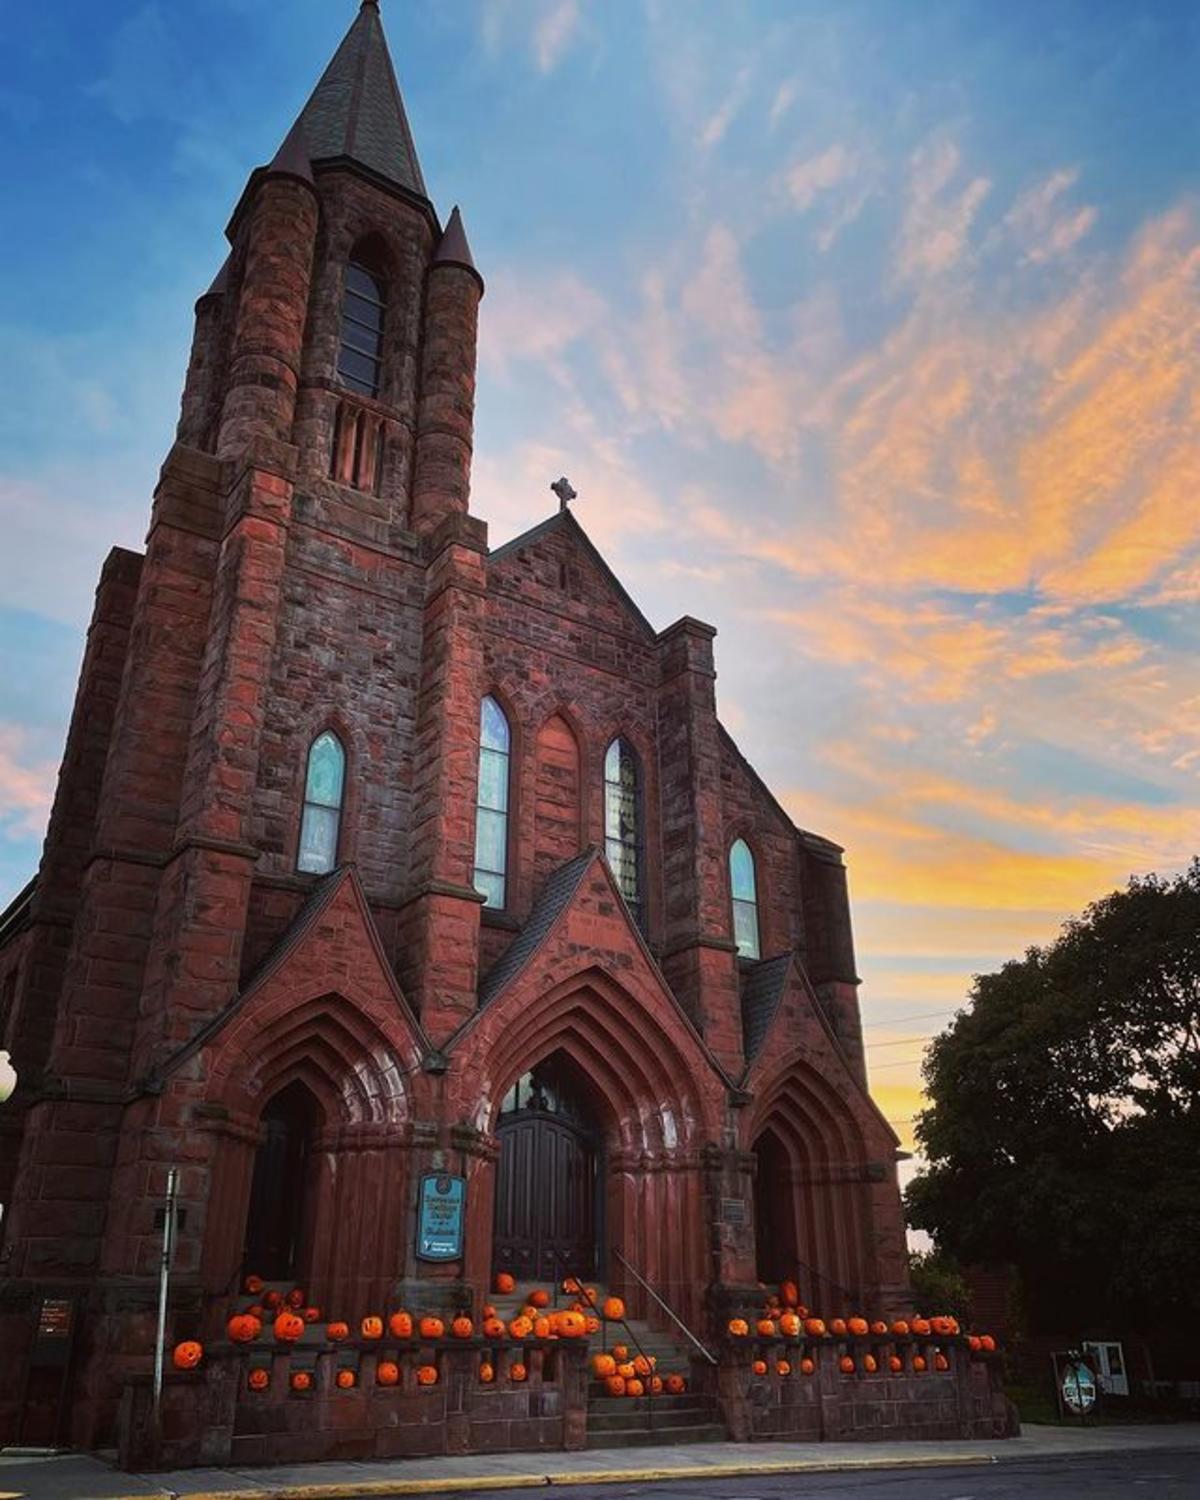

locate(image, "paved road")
[[410, 1451, 1200, 1500]]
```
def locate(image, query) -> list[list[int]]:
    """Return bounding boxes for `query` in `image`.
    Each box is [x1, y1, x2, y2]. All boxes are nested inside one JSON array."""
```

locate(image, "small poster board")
[[416, 1173, 466, 1262]]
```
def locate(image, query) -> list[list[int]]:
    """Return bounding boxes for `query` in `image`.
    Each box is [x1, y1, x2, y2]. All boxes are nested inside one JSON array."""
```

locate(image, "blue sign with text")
[[416, 1173, 466, 1261]]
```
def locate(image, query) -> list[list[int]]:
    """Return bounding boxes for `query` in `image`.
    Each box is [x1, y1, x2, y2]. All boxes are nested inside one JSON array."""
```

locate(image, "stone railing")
[[118, 1337, 590, 1470]]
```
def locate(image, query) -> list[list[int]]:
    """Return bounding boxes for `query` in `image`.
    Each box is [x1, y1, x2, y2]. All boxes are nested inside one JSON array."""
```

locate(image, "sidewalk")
[[4, 1424, 1200, 1500]]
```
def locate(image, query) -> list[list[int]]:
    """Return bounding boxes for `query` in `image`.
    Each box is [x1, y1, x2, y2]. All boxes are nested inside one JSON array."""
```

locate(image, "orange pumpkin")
[[479, 1361, 495, 1383], [912, 1354, 927, 1372], [967, 1335, 982, 1352], [756, 1318, 777, 1337], [263, 1290, 282, 1310], [227, 1313, 261, 1343], [450, 1316, 474, 1339], [274, 1311, 305, 1342], [361, 1315, 384, 1340], [778, 1312, 801, 1338], [327, 1321, 350, 1342], [172, 1340, 203, 1370], [602, 1296, 626, 1321], [890, 1319, 910, 1337], [302, 1306, 320, 1324], [247, 1367, 270, 1391], [290, 1370, 312, 1391], [650, 1375, 664, 1394], [863, 1354, 878, 1373], [930, 1315, 953, 1336], [593, 1353, 617, 1377], [626, 1377, 645, 1397], [934, 1353, 949, 1371], [562, 1276, 582, 1294], [376, 1360, 400, 1386], [728, 1318, 749, 1337], [911, 1316, 931, 1336], [780, 1279, 799, 1307], [847, 1316, 869, 1336], [632, 1354, 652, 1377], [804, 1317, 827, 1338], [388, 1311, 413, 1340], [494, 1272, 516, 1294], [776, 1359, 791, 1376], [247, 1304, 265, 1321], [665, 1373, 686, 1394], [416, 1364, 438, 1386], [584, 1315, 601, 1335], [800, 1357, 815, 1375], [520, 1303, 538, 1322], [617, 1361, 636, 1379], [839, 1355, 855, 1374], [533, 1317, 552, 1339], [483, 1317, 506, 1338], [509, 1361, 528, 1382], [871, 1320, 889, 1336], [286, 1288, 306, 1309], [336, 1368, 356, 1389], [979, 1334, 996, 1352], [529, 1289, 550, 1309], [606, 1374, 626, 1396], [244, 1273, 265, 1294], [830, 1317, 847, 1336], [612, 1343, 629, 1360], [482, 1303, 497, 1319], [888, 1355, 904, 1373], [508, 1315, 533, 1339], [419, 1316, 445, 1340], [753, 1358, 768, 1376], [557, 1310, 587, 1339]]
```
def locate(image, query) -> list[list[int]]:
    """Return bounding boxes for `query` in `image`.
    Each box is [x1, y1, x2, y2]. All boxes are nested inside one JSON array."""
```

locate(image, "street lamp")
[[0, 1051, 16, 1104]]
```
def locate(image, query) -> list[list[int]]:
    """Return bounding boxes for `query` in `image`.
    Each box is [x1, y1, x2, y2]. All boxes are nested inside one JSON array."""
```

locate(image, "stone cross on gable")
[[551, 476, 577, 512]]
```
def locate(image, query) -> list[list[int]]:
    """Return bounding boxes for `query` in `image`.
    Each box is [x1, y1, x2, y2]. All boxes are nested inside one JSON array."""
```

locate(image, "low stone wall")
[[118, 1339, 590, 1470], [714, 1336, 1015, 1442]]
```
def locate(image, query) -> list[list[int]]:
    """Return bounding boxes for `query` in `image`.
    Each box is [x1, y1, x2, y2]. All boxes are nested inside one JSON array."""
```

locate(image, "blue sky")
[[2, 0, 1199, 1146]]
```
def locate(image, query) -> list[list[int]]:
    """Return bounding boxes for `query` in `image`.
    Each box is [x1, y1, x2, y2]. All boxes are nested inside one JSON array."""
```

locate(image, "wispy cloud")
[[897, 139, 991, 280], [534, 0, 582, 73], [0, 726, 56, 842], [1002, 168, 1098, 263]]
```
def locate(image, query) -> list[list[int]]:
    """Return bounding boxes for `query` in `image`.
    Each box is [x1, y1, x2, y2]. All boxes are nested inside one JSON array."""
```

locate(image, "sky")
[[1, 0, 1199, 1173]]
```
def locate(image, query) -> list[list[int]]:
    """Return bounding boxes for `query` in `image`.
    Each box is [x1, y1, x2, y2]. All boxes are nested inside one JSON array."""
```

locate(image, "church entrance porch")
[[492, 1057, 602, 1283]]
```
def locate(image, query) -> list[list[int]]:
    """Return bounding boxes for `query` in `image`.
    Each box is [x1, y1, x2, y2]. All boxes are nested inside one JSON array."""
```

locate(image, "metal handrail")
[[551, 1247, 656, 1433], [612, 1247, 717, 1365]]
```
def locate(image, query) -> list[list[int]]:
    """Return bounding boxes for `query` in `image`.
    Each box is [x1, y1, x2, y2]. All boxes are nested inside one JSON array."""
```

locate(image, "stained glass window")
[[604, 738, 643, 931], [338, 262, 385, 398], [729, 838, 760, 959], [474, 696, 510, 908], [297, 731, 345, 875]]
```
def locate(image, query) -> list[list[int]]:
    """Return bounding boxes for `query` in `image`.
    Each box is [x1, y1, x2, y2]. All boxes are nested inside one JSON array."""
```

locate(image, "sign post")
[[152, 1167, 179, 1445], [416, 1174, 466, 1262]]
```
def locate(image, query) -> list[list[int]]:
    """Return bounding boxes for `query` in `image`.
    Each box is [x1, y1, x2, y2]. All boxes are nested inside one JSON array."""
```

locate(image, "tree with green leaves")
[[906, 862, 1200, 1347]]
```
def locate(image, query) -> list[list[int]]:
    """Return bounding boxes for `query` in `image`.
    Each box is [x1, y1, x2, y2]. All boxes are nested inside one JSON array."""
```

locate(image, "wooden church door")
[[493, 1062, 598, 1283], [243, 1082, 318, 1280]]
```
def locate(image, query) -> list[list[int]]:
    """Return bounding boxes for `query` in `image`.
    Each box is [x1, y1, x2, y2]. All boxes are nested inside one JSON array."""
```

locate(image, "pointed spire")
[[267, 119, 314, 186], [285, 0, 427, 200], [432, 205, 484, 292]]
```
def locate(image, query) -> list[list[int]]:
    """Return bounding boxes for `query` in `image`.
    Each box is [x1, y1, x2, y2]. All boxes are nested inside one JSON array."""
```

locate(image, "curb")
[[109, 1452, 997, 1500]]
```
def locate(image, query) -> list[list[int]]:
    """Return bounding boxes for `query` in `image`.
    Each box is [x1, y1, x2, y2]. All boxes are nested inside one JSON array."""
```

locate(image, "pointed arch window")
[[297, 731, 345, 875], [729, 837, 760, 959], [604, 737, 644, 930], [474, 696, 510, 908], [338, 261, 386, 398]]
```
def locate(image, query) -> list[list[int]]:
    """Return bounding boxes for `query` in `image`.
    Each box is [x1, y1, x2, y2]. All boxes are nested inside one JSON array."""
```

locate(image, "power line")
[[865, 1034, 939, 1050], [869, 1056, 931, 1070], [861, 1007, 961, 1030]]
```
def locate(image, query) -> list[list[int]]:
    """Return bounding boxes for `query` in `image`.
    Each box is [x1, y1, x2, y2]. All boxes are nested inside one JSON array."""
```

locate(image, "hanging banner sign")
[[416, 1173, 466, 1262]]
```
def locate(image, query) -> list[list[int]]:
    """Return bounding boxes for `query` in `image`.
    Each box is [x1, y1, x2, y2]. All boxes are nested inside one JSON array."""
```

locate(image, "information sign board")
[[416, 1173, 465, 1262]]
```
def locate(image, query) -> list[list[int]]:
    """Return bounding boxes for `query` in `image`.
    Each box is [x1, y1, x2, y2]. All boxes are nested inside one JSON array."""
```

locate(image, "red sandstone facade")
[[0, 4, 1006, 1461]]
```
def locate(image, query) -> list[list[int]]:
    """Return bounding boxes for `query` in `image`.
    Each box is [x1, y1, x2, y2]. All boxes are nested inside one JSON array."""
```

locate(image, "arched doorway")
[[753, 1127, 797, 1285], [493, 1056, 602, 1283], [243, 1081, 322, 1280]]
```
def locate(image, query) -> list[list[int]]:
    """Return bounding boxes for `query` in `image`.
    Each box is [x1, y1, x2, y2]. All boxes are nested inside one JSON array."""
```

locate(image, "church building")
[[0, 2, 1007, 1464]]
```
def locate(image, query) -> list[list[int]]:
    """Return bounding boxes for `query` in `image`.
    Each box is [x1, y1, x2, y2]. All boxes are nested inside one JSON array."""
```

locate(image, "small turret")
[[411, 208, 485, 536]]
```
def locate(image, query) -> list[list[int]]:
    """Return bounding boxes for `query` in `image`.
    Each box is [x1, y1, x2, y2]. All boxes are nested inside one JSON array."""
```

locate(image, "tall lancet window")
[[729, 838, 760, 959], [338, 261, 386, 398], [297, 731, 346, 875], [604, 738, 644, 930], [474, 696, 511, 908]]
